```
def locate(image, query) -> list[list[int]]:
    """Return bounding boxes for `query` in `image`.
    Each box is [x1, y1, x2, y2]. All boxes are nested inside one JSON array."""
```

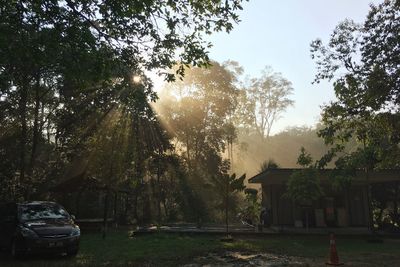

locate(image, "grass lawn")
[[1, 230, 399, 266]]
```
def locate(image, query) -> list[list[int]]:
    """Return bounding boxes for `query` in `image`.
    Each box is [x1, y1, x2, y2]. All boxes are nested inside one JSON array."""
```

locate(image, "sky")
[[203, 0, 381, 135]]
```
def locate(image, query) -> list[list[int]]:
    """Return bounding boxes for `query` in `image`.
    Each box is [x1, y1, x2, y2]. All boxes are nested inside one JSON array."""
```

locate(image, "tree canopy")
[[285, 147, 323, 205], [311, 0, 400, 170], [238, 66, 294, 140], [0, 0, 247, 201], [311, 0, 400, 229]]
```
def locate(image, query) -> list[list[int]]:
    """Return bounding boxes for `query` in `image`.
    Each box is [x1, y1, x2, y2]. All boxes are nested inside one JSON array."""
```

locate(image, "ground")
[[0, 231, 399, 266]]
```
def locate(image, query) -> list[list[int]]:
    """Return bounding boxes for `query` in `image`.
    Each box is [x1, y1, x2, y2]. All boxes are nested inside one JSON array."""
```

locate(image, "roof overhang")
[[248, 168, 400, 185]]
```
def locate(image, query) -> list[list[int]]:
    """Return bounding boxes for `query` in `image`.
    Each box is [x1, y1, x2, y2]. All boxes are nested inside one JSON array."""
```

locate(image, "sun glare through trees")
[[0, 1, 399, 266]]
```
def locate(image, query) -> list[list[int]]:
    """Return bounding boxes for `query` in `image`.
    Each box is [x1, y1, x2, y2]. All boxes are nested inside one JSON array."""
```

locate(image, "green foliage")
[[311, 0, 400, 228], [156, 62, 243, 222], [158, 61, 240, 166], [372, 181, 400, 231], [285, 148, 323, 204], [327, 168, 353, 192], [211, 161, 246, 192], [0, 0, 247, 212], [296, 147, 313, 168], [239, 189, 261, 224], [259, 159, 279, 172], [311, 0, 400, 168], [286, 168, 323, 204], [239, 66, 294, 139], [176, 170, 210, 222], [210, 160, 245, 231]]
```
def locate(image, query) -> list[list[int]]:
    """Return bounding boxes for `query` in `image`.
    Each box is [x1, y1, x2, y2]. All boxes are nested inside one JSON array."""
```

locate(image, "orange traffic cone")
[[326, 233, 344, 266]]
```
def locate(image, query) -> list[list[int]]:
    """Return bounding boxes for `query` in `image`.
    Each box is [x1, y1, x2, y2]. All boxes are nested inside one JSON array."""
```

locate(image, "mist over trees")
[[0, 0, 249, 224], [152, 61, 307, 222], [1, 0, 306, 225], [232, 125, 329, 177], [155, 61, 243, 221], [0, 0, 333, 226], [243, 67, 294, 140], [4, 0, 394, 230], [156, 62, 326, 181]]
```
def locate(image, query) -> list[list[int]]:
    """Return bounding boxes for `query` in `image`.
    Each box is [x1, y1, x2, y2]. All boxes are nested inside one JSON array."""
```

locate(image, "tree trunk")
[[27, 76, 41, 199], [113, 192, 118, 225], [225, 177, 229, 233], [392, 182, 400, 226], [225, 199, 229, 233], [102, 190, 110, 239], [30, 76, 41, 164], [162, 198, 169, 220], [133, 187, 139, 222], [365, 168, 375, 233], [50, 122, 54, 145], [186, 136, 191, 170], [39, 100, 45, 135], [19, 82, 28, 200], [157, 162, 162, 224], [124, 194, 130, 224], [305, 209, 309, 232], [133, 114, 141, 223], [75, 183, 87, 219]]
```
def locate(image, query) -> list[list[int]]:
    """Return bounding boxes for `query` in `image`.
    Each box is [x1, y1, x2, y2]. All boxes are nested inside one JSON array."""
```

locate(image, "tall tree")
[[155, 61, 242, 222], [0, 0, 247, 201], [285, 147, 323, 230], [210, 160, 245, 233], [311, 0, 400, 229], [246, 67, 294, 140], [157, 61, 240, 171]]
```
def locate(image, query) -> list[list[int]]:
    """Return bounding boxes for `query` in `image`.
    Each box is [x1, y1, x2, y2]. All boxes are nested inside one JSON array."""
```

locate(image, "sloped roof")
[[249, 168, 400, 185]]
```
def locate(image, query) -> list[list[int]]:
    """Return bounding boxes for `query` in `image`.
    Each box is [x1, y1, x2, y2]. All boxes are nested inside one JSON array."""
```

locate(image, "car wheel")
[[10, 239, 24, 259]]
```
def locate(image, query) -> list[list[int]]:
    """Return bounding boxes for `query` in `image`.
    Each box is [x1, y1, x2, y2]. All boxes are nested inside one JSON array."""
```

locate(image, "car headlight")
[[70, 227, 80, 237], [20, 227, 38, 238]]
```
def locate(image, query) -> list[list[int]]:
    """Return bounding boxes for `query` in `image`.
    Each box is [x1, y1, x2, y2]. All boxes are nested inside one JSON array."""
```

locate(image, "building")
[[249, 168, 400, 228]]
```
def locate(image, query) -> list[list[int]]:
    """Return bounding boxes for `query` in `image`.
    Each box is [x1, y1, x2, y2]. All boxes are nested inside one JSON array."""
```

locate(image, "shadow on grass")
[[1, 232, 399, 267], [0, 251, 81, 267], [0, 232, 220, 267]]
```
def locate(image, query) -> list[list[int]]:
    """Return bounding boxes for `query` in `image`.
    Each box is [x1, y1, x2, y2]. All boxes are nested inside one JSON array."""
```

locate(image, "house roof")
[[49, 156, 130, 194], [50, 172, 103, 192], [248, 168, 400, 185]]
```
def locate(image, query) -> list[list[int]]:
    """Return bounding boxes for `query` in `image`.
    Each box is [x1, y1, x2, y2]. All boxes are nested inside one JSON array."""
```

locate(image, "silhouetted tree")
[[0, 0, 246, 202], [259, 159, 279, 172], [210, 160, 245, 233], [311, 0, 400, 230], [285, 147, 323, 230], [245, 67, 294, 140]]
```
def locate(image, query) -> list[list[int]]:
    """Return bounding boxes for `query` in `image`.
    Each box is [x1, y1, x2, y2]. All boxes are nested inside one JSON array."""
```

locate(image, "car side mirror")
[[71, 214, 76, 221]]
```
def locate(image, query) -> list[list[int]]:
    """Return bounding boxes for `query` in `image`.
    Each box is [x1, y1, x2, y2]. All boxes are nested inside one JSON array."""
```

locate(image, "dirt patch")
[[182, 250, 400, 267], [181, 251, 315, 267]]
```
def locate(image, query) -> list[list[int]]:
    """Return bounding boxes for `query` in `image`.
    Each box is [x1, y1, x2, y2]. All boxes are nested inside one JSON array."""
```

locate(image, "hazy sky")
[[205, 0, 381, 135]]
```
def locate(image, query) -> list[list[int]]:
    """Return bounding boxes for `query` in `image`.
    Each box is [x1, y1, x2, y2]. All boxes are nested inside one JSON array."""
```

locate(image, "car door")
[[0, 203, 17, 248]]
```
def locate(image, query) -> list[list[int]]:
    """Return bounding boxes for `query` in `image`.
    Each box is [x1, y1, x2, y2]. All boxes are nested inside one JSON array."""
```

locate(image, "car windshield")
[[19, 203, 70, 222]]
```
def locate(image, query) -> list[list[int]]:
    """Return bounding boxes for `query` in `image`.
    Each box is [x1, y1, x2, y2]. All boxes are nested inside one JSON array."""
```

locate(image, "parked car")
[[0, 201, 80, 258]]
